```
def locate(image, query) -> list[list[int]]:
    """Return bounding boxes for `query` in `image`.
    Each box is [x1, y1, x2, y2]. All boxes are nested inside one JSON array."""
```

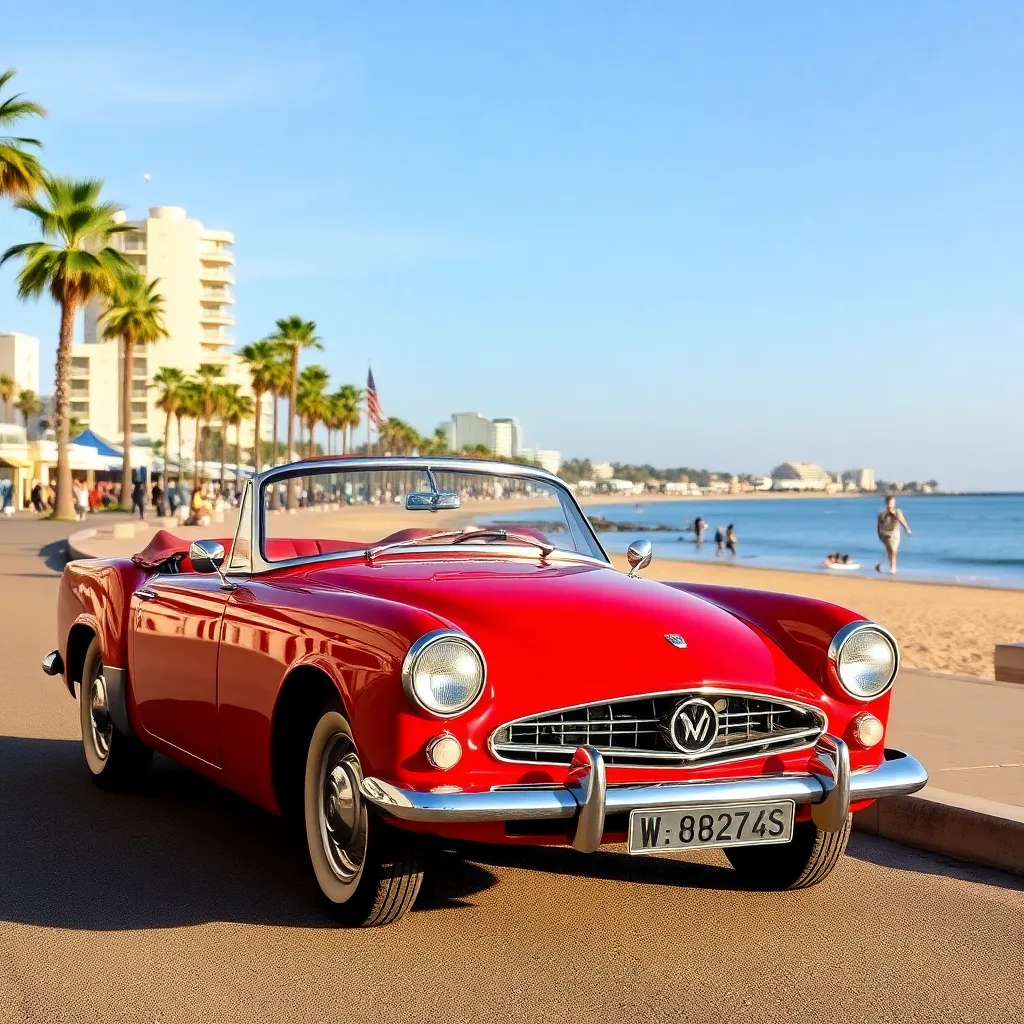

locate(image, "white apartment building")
[[591, 461, 614, 481], [520, 447, 562, 475], [0, 333, 40, 407], [491, 417, 521, 457], [73, 205, 266, 460]]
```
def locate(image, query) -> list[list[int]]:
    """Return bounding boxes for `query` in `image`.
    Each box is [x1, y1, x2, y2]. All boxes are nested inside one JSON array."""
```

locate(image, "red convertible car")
[[44, 458, 926, 926]]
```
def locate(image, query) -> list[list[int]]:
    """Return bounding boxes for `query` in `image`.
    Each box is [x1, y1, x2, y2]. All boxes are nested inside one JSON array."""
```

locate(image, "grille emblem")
[[669, 697, 719, 754], [664, 634, 687, 648]]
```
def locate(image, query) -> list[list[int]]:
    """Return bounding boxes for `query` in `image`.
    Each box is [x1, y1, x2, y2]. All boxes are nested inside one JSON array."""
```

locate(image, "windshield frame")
[[248, 456, 610, 575]]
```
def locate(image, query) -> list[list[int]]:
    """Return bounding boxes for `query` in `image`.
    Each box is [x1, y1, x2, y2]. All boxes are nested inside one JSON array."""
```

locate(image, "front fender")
[[661, 581, 866, 693]]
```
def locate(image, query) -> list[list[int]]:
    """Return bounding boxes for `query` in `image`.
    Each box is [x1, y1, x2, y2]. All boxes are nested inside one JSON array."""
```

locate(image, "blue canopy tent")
[[72, 429, 123, 460]]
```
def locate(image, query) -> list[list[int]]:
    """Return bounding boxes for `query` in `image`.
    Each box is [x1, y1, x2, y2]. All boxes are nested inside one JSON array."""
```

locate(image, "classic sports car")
[[44, 457, 927, 926]]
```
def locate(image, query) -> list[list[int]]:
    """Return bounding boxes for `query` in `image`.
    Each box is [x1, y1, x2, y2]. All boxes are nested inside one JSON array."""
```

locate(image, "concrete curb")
[[66, 528, 97, 562], [854, 786, 1024, 876]]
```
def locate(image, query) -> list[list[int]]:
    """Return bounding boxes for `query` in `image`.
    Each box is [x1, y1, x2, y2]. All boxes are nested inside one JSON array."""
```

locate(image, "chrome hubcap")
[[89, 669, 113, 760], [318, 734, 367, 884]]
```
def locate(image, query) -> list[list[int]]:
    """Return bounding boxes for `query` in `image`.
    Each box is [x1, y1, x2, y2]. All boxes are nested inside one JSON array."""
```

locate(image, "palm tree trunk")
[[53, 295, 78, 520], [120, 335, 134, 509], [286, 345, 298, 509], [235, 425, 242, 491], [194, 418, 203, 491], [219, 427, 227, 494], [176, 413, 183, 484], [270, 389, 281, 510], [253, 388, 263, 472], [163, 410, 172, 490]]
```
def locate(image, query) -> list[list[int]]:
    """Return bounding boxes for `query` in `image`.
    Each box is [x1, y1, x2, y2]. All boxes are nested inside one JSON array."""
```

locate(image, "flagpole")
[[366, 359, 371, 454]]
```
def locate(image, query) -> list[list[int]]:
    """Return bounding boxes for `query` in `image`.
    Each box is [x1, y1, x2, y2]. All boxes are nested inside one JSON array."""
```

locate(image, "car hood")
[[305, 557, 807, 714]]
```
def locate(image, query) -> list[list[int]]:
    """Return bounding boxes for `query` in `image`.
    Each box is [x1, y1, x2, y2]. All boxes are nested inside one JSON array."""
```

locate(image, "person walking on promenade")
[[725, 523, 738, 558], [151, 480, 164, 517], [74, 481, 89, 521], [30, 480, 44, 516], [131, 479, 146, 520], [875, 495, 911, 574]]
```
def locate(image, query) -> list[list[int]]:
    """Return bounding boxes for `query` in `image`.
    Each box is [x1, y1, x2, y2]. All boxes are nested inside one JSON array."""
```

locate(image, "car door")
[[130, 574, 232, 766]]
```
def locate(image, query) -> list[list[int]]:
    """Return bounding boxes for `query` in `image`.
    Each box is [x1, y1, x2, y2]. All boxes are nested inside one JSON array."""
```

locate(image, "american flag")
[[366, 366, 384, 427]]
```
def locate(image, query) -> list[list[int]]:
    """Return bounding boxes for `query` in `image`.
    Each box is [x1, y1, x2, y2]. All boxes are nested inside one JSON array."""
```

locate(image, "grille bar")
[[491, 690, 827, 768]]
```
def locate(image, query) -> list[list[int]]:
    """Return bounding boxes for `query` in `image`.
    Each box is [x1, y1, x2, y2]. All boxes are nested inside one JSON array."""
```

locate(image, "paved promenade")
[[1, 513, 1022, 1023]]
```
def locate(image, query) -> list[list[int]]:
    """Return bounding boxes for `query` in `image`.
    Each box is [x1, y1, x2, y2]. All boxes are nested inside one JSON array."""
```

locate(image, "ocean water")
[[515, 494, 1024, 589]]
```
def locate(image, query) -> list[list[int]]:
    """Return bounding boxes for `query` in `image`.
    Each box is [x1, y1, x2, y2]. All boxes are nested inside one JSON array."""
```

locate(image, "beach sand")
[[253, 498, 1024, 680]]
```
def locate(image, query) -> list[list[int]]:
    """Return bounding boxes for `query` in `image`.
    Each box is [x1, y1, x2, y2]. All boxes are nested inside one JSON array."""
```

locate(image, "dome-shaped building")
[[771, 461, 832, 491]]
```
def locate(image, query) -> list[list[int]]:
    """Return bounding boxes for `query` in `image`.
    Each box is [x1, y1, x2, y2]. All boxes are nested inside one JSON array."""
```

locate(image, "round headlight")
[[829, 622, 899, 700], [402, 630, 486, 717]]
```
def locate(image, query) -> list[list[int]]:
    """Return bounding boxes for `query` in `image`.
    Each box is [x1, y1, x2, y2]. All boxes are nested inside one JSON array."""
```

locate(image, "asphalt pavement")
[[1, 513, 1022, 1024]]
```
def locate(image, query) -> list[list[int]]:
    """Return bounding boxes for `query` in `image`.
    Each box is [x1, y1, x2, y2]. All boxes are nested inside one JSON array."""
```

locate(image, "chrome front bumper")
[[360, 735, 928, 853]]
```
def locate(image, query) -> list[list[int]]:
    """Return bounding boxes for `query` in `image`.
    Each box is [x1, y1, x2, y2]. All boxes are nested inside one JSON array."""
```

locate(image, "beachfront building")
[[520, 447, 561, 475], [771, 461, 832, 491], [0, 334, 41, 421], [447, 411, 524, 458], [73, 205, 267, 461], [591, 462, 614, 481]]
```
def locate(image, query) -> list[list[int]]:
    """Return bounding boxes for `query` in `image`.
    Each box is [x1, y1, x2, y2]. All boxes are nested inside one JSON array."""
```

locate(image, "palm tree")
[[0, 373, 13, 423], [238, 338, 278, 472], [266, 353, 291, 467], [334, 384, 363, 454], [226, 390, 254, 491], [151, 367, 188, 485], [0, 68, 46, 205], [297, 365, 330, 457], [186, 364, 225, 490], [100, 274, 168, 506], [14, 388, 41, 430], [269, 315, 321, 507], [1, 177, 133, 518]]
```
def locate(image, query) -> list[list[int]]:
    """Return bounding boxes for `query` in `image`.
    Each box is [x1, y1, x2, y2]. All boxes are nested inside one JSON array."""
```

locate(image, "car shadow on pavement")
[[0, 735, 497, 930], [38, 540, 69, 574]]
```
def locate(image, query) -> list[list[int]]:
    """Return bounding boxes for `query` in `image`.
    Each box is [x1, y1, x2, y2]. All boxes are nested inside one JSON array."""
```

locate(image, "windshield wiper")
[[365, 528, 554, 563]]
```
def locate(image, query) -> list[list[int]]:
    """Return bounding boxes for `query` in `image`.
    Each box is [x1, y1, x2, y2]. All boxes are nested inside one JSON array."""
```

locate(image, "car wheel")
[[79, 637, 152, 788], [303, 708, 424, 926], [724, 814, 852, 890]]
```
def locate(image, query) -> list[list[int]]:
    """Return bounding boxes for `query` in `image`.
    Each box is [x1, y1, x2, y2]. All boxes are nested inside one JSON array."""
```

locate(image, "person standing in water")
[[725, 523, 738, 558], [876, 495, 911, 574]]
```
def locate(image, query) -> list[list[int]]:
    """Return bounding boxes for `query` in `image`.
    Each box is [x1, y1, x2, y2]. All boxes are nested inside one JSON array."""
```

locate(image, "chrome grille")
[[490, 691, 826, 768]]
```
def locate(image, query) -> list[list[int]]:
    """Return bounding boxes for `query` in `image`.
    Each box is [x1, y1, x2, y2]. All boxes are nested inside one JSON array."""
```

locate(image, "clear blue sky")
[[1, 2, 1022, 490]]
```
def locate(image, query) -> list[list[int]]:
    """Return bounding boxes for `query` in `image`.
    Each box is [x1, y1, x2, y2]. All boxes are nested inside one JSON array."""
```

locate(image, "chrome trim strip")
[[493, 727, 824, 762], [401, 629, 487, 719], [828, 621, 900, 701], [359, 744, 928, 829], [488, 687, 828, 770]]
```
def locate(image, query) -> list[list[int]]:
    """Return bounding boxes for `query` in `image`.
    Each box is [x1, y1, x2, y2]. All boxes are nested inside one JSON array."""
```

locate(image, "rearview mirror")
[[405, 491, 461, 512], [189, 538, 226, 574], [626, 538, 653, 578]]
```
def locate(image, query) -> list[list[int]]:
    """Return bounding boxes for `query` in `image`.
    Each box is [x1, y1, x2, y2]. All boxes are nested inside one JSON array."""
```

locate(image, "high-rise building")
[[74, 205, 266, 456], [491, 417, 521, 457], [520, 447, 562, 475], [448, 412, 492, 451], [0, 332, 40, 405]]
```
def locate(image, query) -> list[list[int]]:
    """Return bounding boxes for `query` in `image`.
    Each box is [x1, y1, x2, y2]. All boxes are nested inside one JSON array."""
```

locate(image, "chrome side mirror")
[[626, 538, 653, 578], [405, 491, 461, 512], [189, 538, 226, 575]]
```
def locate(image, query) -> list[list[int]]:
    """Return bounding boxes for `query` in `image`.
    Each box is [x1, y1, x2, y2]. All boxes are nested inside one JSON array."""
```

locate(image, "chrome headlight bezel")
[[401, 629, 487, 718], [828, 621, 899, 701]]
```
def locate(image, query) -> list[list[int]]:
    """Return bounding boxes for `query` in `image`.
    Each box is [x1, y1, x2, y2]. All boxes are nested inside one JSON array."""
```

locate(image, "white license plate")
[[628, 800, 795, 855]]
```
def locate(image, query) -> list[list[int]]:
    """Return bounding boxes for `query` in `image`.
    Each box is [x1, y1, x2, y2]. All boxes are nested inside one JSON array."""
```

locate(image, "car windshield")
[[257, 461, 605, 564]]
